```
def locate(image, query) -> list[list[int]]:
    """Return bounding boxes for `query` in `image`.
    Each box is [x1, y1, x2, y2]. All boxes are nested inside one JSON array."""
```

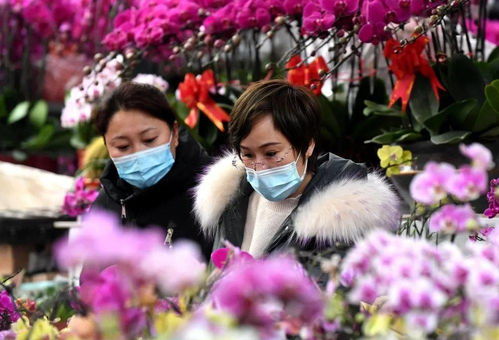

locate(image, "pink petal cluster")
[[210, 256, 323, 336], [484, 178, 499, 218], [132, 73, 169, 92], [410, 162, 455, 205], [100, 0, 451, 53], [61, 55, 124, 127], [55, 210, 206, 294], [410, 143, 491, 205], [429, 204, 479, 233], [0, 290, 20, 330], [211, 245, 253, 269], [460, 143, 495, 170], [79, 266, 147, 337], [342, 230, 499, 332], [62, 177, 99, 217], [7, 0, 117, 55]]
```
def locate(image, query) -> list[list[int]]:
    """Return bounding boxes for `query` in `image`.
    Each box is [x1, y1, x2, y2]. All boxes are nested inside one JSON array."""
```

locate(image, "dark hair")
[[92, 82, 176, 136], [229, 79, 321, 170]]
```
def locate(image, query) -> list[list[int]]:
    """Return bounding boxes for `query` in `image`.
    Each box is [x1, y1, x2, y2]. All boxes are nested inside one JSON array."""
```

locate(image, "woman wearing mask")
[[92, 82, 211, 257], [194, 79, 400, 260]]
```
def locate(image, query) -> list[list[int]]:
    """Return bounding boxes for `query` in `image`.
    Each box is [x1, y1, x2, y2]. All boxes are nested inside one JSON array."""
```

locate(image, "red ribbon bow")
[[384, 37, 445, 111], [285, 55, 329, 95], [178, 69, 231, 131]]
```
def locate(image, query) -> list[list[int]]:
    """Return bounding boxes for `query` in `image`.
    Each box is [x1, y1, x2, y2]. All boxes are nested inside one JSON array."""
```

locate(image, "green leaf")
[[441, 99, 478, 129], [0, 95, 7, 118], [423, 111, 448, 135], [318, 95, 342, 139], [473, 100, 499, 132], [476, 61, 493, 83], [409, 75, 440, 128], [485, 80, 499, 112], [365, 129, 412, 144], [29, 100, 49, 128], [487, 58, 499, 81], [430, 131, 471, 144], [21, 124, 55, 150], [446, 54, 486, 103], [363, 100, 405, 117], [7, 101, 30, 124], [352, 77, 389, 122], [480, 126, 499, 138], [395, 132, 423, 143], [487, 46, 499, 62]]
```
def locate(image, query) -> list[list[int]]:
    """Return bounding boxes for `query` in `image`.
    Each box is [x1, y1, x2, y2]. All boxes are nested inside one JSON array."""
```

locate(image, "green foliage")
[[0, 89, 73, 155], [366, 54, 499, 145]]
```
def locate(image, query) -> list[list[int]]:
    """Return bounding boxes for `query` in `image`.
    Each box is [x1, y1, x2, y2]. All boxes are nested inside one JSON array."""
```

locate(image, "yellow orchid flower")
[[377, 145, 413, 177]]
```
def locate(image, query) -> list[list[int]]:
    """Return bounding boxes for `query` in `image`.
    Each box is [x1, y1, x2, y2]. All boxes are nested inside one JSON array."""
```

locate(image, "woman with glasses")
[[91, 82, 212, 258], [194, 79, 400, 260]]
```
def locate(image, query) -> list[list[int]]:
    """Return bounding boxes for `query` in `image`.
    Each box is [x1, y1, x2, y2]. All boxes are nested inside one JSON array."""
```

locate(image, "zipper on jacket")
[[120, 199, 127, 224], [164, 228, 174, 248], [119, 194, 135, 224]]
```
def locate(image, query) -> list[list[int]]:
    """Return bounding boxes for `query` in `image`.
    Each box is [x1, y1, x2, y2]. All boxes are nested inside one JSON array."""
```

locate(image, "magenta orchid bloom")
[[302, 1, 336, 36], [410, 162, 455, 205], [446, 166, 488, 202], [211, 245, 253, 269], [460, 143, 495, 171], [62, 177, 99, 217], [321, 0, 359, 17], [429, 204, 479, 233], [484, 178, 499, 218]]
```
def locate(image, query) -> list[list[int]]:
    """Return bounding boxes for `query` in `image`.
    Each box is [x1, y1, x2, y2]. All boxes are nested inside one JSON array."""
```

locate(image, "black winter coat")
[[92, 129, 213, 259], [193, 153, 400, 264]]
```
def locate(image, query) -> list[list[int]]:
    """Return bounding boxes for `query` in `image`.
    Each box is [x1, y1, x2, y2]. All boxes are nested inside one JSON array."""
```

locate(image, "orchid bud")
[[214, 39, 225, 48], [262, 25, 272, 33], [204, 35, 213, 45], [232, 34, 241, 46], [275, 16, 286, 25]]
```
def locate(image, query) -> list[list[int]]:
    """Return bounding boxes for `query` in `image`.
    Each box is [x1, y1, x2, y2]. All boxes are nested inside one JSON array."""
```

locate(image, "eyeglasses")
[[232, 146, 294, 170]]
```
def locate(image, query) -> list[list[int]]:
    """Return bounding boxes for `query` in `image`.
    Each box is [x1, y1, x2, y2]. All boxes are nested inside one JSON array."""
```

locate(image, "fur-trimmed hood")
[[194, 153, 400, 245]]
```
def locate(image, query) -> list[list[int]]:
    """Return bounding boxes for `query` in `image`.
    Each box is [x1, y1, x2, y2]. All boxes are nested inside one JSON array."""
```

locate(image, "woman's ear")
[[306, 139, 316, 158]]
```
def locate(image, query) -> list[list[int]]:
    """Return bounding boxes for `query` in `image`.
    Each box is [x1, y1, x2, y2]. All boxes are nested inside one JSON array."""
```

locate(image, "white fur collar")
[[193, 154, 400, 243]]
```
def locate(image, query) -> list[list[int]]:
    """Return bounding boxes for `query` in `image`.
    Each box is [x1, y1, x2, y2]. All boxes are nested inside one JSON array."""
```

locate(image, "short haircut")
[[229, 79, 321, 170], [92, 82, 176, 136]]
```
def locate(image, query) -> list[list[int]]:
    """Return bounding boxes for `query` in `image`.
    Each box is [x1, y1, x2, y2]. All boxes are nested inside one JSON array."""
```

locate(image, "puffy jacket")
[[193, 152, 400, 266], [92, 128, 213, 259]]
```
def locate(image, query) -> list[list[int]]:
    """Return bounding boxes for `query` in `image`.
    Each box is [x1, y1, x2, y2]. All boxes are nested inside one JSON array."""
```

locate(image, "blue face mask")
[[245, 154, 307, 201], [112, 140, 175, 189]]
